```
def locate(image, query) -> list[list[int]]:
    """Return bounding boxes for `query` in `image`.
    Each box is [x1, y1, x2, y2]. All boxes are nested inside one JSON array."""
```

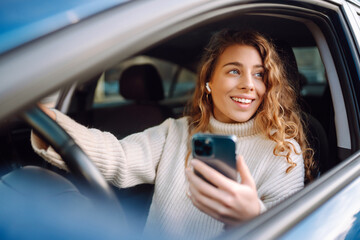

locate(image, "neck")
[[209, 116, 260, 137]]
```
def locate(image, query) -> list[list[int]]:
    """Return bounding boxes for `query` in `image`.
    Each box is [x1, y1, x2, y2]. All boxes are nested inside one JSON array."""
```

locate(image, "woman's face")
[[209, 44, 266, 123]]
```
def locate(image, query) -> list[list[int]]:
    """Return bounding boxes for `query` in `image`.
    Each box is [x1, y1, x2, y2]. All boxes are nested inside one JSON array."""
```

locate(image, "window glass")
[[39, 91, 60, 108], [172, 68, 196, 98], [293, 47, 326, 97], [93, 56, 196, 107]]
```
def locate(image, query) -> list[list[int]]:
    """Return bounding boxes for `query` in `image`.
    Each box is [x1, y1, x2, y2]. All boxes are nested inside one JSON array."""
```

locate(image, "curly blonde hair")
[[185, 29, 314, 182]]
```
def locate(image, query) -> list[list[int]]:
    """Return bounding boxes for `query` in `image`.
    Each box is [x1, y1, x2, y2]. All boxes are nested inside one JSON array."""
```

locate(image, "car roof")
[[0, 0, 129, 54]]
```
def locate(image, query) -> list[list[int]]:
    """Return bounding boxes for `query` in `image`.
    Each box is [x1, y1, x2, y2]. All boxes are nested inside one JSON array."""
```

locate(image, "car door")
[[219, 0, 360, 239]]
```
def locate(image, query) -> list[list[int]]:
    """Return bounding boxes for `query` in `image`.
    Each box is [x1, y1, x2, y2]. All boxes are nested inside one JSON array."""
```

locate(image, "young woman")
[[32, 29, 313, 240]]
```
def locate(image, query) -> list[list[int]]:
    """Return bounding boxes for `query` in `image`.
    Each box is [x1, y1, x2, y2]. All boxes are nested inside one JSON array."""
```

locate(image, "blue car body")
[[0, 0, 128, 54]]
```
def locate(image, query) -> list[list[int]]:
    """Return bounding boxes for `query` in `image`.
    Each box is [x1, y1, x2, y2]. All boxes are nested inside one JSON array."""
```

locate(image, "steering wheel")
[[22, 106, 126, 218]]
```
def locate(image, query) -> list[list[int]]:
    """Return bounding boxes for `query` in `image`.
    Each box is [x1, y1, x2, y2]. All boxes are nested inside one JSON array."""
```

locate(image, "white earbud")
[[205, 82, 211, 93]]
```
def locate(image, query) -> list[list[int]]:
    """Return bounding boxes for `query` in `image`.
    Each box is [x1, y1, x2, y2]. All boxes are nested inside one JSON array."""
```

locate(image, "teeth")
[[231, 97, 252, 104]]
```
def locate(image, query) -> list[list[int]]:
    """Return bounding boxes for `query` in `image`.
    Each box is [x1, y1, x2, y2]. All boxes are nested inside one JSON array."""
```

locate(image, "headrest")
[[119, 64, 164, 101]]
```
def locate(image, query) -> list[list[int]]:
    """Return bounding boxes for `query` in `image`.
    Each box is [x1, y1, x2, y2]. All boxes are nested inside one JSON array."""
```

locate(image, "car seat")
[[120, 63, 165, 102], [70, 64, 173, 139], [275, 40, 329, 182], [112, 63, 173, 138]]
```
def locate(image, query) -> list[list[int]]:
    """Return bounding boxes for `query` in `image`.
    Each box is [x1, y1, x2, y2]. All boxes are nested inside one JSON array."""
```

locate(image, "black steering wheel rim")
[[22, 106, 124, 212]]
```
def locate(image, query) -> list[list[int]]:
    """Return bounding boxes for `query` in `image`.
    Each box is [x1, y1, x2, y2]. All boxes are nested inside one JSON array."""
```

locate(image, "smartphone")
[[191, 133, 238, 183]]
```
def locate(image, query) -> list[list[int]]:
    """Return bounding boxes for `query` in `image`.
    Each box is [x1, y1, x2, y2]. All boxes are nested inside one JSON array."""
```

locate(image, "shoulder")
[[142, 116, 189, 136], [286, 138, 303, 164], [263, 131, 303, 165], [260, 137, 304, 184], [149, 116, 189, 129], [253, 136, 304, 169], [173, 116, 190, 128]]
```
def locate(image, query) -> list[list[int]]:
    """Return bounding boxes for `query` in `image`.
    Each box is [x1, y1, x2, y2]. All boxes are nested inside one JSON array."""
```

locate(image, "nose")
[[238, 71, 255, 91]]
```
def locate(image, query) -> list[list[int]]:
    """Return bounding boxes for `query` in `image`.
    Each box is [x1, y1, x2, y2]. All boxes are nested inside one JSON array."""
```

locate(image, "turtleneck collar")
[[209, 115, 261, 137]]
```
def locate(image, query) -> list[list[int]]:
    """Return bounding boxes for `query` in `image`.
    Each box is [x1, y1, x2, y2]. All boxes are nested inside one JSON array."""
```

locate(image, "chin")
[[229, 112, 258, 123], [229, 116, 252, 123]]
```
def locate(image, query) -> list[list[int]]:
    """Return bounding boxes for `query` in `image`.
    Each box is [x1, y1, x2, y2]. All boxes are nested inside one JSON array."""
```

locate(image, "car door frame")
[[221, 0, 360, 239], [2, 0, 360, 238]]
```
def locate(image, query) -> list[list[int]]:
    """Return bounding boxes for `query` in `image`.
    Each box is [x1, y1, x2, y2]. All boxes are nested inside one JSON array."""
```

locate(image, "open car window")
[[293, 46, 326, 97], [93, 56, 196, 108]]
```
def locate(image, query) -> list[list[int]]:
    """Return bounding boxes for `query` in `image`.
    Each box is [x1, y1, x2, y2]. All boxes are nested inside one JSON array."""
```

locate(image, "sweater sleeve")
[[31, 109, 172, 188], [257, 139, 305, 210], [258, 199, 267, 213]]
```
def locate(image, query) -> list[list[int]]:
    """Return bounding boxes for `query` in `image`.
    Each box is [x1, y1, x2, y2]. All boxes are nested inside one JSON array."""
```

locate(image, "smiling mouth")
[[231, 97, 253, 104]]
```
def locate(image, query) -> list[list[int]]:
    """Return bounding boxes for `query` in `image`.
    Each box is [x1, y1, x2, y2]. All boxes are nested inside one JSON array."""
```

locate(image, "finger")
[[187, 167, 256, 223], [187, 180, 243, 225], [190, 159, 255, 203], [37, 103, 56, 120], [189, 195, 221, 221], [237, 155, 256, 190], [187, 176, 237, 223], [191, 159, 236, 190], [188, 162, 245, 207], [192, 200, 239, 226], [187, 167, 235, 208], [186, 167, 221, 198]]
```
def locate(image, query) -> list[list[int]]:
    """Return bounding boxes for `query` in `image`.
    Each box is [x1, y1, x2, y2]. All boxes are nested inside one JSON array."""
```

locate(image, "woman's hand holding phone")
[[186, 155, 260, 226]]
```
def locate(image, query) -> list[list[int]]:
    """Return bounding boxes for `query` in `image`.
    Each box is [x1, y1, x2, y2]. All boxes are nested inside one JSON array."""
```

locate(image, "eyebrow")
[[223, 62, 264, 69]]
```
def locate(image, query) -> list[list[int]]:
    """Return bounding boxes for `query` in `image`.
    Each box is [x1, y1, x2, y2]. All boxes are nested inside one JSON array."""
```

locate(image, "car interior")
[[0, 8, 349, 235]]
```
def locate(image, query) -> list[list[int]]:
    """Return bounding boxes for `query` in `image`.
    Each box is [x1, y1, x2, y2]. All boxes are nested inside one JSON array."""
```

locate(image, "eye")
[[229, 69, 239, 75], [254, 72, 264, 78]]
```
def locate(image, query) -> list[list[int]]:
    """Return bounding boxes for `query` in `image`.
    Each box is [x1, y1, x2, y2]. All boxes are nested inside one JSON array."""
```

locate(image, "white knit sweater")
[[31, 110, 304, 240]]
